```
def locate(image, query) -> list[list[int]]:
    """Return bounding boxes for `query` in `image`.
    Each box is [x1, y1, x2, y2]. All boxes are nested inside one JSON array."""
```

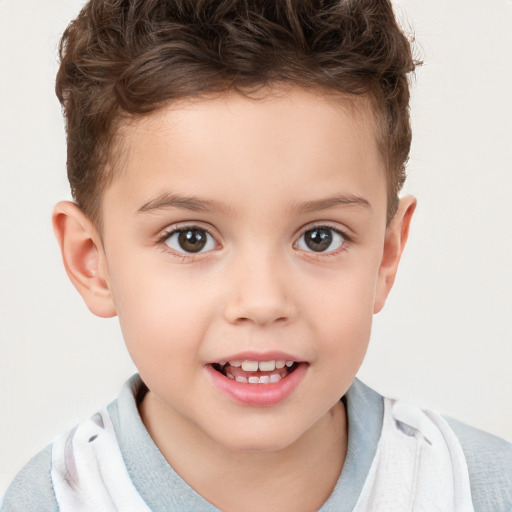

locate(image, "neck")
[[139, 392, 347, 512]]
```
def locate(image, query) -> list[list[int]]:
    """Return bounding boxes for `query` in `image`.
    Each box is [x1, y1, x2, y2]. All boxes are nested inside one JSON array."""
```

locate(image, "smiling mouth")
[[211, 360, 299, 384]]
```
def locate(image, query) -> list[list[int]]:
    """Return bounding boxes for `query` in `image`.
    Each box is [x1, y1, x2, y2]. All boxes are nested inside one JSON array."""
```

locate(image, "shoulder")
[[352, 380, 512, 511], [1, 444, 58, 512], [1, 377, 141, 512], [444, 416, 512, 512]]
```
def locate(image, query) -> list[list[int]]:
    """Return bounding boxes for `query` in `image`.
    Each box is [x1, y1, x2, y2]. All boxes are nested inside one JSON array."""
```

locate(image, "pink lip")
[[205, 362, 308, 407]]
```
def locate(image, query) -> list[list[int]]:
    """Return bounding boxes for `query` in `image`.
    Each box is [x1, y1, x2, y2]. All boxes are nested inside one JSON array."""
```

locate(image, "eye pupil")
[[178, 229, 207, 253], [304, 228, 332, 252]]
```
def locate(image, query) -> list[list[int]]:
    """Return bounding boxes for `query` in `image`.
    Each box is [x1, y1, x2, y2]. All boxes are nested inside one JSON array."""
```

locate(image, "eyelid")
[[156, 222, 221, 258], [294, 223, 351, 254], [156, 221, 219, 242], [295, 221, 351, 240]]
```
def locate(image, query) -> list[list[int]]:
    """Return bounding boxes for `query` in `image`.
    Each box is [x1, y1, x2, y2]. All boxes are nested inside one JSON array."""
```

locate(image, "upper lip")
[[206, 351, 304, 365]]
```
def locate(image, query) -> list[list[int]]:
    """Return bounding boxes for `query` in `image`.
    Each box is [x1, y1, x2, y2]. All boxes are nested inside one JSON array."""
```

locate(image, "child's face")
[[83, 87, 408, 451]]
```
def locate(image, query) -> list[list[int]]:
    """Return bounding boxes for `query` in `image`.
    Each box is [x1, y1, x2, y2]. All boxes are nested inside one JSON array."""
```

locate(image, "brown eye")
[[165, 228, 215, 254], [296, 227, 345, 253]]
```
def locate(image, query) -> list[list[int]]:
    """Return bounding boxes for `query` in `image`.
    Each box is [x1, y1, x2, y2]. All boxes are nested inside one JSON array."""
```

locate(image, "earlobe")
[[52, 201, 117, 318], [373, 196, 416, 314]]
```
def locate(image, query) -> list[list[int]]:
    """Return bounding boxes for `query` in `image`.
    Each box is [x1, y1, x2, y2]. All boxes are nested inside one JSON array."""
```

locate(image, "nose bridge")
[[223, 243, 295, 326]]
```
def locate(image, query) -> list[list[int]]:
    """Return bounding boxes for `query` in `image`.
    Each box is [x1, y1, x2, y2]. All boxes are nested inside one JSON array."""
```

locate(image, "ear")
[[52, 201, 117, 318], [373, 196, 416, 314]]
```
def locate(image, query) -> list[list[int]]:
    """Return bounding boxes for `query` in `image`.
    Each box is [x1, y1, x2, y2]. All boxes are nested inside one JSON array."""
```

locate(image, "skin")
[[53, 86, 415, 512]]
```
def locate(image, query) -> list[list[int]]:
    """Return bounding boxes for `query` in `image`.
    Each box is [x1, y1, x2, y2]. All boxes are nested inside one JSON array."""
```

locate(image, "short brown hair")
[[56, 0, 418, 226]]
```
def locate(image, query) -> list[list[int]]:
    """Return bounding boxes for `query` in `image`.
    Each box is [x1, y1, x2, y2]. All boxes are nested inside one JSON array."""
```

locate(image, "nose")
[[223, 252, 297, 327]]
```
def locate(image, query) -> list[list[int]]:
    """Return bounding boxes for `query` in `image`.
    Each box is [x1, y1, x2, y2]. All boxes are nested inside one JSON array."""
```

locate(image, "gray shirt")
[[2, 375, 511, 511]]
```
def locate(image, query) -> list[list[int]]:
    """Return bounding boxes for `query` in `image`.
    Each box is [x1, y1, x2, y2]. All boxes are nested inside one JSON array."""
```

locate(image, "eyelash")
[[156, 223, 350, 260], [294, 224, 350, 256], [156, 224, 219, 261]]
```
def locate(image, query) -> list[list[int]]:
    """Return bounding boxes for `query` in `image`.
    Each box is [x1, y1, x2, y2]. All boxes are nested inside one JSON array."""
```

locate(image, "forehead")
[[105, 86, 386, 219]]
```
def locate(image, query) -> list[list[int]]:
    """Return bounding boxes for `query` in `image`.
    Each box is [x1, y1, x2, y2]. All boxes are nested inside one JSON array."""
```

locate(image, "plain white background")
[[1, 0, 511, 497]]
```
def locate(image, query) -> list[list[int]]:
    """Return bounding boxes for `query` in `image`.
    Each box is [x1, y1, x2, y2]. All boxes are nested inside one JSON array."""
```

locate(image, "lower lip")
[[205, 363, 308, 407]]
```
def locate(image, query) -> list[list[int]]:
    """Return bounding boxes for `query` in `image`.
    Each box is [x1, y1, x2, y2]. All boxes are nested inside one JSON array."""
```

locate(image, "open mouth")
[[211, 360, 299, 384]]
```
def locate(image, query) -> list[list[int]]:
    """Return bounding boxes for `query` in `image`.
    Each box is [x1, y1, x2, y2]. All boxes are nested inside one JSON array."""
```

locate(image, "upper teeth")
[[227, 360, 293, 371]]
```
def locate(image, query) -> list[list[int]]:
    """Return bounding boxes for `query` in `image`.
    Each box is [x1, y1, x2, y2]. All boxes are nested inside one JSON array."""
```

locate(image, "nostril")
[[232, 314, 290, 327]]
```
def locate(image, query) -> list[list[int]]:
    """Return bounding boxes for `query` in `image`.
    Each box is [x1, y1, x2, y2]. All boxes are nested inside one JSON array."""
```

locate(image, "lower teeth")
[[230, 372, 284, 384]]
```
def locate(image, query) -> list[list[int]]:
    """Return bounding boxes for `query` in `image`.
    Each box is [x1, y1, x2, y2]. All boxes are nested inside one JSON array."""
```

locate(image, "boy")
[[2, 0, 511, 511]]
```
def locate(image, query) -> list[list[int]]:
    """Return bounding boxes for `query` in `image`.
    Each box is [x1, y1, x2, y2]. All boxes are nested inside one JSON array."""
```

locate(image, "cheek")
[[108, 260, 216, 371], [303, 263, 378, 363], [317, 295, 373, 364]]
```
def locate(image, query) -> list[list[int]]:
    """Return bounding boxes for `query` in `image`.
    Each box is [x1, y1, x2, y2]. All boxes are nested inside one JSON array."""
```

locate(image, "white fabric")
[[353, 398, 475, 512], [50, 399, 475, 512], [51, 408, 152, 512]]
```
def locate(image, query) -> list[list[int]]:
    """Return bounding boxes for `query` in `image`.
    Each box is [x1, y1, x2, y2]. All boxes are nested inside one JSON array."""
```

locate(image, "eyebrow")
[[292, 194, 371, 213], [137, 193, 230, 214], [137, 192, 371, 215]]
